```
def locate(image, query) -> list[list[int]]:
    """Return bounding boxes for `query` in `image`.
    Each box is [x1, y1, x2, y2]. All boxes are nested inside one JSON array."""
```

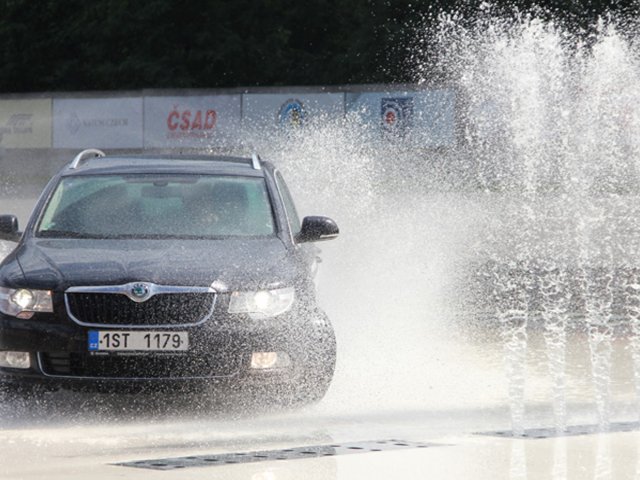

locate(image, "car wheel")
[[287, 312, 337, 407]]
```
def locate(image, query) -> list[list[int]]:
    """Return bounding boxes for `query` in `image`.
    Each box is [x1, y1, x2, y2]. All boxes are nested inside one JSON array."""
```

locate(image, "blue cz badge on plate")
[[88, 330, 99, 351]]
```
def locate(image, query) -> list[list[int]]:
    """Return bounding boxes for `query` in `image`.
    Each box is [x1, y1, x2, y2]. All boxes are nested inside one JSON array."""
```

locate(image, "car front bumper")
[[0, 307, 336, 393]]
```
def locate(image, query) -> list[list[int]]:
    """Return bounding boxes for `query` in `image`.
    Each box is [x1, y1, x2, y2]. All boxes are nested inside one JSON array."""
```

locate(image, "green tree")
[[0, 0, 635, 93]]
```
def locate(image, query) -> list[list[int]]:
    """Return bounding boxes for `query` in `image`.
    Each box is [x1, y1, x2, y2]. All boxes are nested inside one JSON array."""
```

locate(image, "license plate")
[[88, 330, 189, 352]]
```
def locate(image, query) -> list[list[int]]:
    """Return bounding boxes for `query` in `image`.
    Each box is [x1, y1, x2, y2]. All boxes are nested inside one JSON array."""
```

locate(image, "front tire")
[[286, 311, 337, 406]]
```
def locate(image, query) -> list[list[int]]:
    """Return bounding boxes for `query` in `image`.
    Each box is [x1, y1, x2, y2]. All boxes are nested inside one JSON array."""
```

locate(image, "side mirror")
[[0, 215, 20, 242], [296, 216, 339, 243]]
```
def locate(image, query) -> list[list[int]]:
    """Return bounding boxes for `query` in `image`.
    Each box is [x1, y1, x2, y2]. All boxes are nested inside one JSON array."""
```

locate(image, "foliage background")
[[0, 0, 636, 93]]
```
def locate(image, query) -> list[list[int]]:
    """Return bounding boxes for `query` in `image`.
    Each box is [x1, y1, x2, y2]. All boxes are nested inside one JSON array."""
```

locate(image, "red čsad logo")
[[166, 107, 217, 138]]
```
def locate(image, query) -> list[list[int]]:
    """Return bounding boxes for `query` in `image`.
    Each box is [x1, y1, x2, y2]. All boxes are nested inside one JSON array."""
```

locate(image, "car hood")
[[8, 237, 295, 291]]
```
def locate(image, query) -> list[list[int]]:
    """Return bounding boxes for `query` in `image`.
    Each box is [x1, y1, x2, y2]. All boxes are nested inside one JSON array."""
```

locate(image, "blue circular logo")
[[278, 99, 305, 128]]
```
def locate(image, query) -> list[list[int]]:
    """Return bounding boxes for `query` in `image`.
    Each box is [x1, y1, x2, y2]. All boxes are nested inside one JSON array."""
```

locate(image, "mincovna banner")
[[345, 90, 456, 147], [53, 97, 143, 149], [144, 95, 241, 148], [0, 99, 52, 148], [242, 93, 345, 130]]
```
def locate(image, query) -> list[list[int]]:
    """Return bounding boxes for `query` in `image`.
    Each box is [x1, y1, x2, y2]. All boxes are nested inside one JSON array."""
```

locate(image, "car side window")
[[275, 171, 301, 235]]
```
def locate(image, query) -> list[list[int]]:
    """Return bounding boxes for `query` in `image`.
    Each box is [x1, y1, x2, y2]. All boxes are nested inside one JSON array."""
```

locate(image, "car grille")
[[65, 292, 216, 326], [39, 352, 239, 379]]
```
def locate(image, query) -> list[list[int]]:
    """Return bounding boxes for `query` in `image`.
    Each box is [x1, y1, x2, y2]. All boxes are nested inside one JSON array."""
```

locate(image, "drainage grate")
[[116, 439, 437, 470], [479, 421, 640, 439]]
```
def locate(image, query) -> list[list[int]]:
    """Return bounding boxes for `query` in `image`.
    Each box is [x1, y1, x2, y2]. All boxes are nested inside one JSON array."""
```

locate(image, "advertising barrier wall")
[[53, 97, 143, 149], [0, 86, 457, 152], [242, 93, 345, 130], [144, 95, 241, 148], [0, 99, 52, 148]]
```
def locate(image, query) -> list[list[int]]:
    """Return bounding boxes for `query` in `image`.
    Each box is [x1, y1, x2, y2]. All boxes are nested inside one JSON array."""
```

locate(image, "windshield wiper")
[[37, 230, 105, 239]]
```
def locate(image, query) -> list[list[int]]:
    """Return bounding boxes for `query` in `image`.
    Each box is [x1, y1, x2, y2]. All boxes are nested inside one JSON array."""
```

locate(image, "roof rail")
[[70, 149, 106, 169], [251, 153, 262, 170]]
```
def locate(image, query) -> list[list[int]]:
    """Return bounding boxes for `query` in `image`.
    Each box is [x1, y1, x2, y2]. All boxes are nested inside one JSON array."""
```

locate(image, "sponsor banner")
[[381, 97, 414, 137], [144, 95, 241, 148], [242, 93, 344, 129], [53, 97, 143, 149], [0, 99, 52, 148], [346, 90, 456, 147]]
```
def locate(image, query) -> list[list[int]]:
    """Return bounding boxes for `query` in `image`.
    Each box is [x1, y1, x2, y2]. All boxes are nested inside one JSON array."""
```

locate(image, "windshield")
[[37, 174, 275, 239]]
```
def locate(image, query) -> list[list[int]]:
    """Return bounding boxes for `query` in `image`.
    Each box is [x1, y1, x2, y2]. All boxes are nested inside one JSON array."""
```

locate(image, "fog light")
[[0, 351, 31, 369], [250, 351, 291, 369]]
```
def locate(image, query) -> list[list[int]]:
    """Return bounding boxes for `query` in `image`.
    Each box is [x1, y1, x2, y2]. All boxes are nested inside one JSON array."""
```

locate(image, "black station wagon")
[[0, 149, 339, 404]]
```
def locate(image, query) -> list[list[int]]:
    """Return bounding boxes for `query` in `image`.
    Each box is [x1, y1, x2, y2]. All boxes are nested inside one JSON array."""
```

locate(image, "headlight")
[[0, 287, 53, 319], [228, 287, 295, 319]]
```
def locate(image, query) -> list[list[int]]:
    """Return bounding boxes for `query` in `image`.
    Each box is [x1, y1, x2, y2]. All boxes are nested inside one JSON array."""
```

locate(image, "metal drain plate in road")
[[116, 439, 438, 470], [479, 421, 640, 439]]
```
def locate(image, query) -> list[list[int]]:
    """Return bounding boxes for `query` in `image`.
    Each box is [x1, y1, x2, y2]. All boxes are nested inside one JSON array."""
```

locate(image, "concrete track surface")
[[1, 391, 640, 479]]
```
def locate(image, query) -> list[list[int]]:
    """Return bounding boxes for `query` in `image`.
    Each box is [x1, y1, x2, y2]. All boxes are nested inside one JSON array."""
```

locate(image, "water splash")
[[540, 266, 569, 432], [595, 434, 613, 480], [422, 8, 640, 432], [625, 269, 640, 420], [233, 9, 640, 427], [509, 440, 527, 480]]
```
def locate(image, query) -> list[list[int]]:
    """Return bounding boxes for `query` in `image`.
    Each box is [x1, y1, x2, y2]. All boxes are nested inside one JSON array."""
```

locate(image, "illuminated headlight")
[[0, 287, 53, 319], [228, 287, 295, 319]]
